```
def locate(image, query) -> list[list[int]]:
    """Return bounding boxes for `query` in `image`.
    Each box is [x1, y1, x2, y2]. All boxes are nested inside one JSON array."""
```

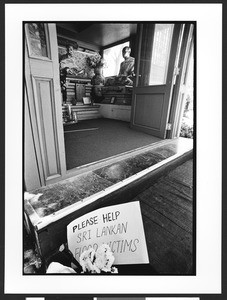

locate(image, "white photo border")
[[5, 3, 222, 294]]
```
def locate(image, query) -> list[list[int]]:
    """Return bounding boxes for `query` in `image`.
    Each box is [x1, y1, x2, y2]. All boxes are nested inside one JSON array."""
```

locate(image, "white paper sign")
[[67, 201, 149, 265]]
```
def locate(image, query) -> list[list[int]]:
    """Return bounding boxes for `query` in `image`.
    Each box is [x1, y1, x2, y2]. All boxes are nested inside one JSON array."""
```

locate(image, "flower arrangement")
[[45, 243, 118, 274], [87, 53, 105, 69], [79, 244, 118, 274], [180, 121, 193, 139]]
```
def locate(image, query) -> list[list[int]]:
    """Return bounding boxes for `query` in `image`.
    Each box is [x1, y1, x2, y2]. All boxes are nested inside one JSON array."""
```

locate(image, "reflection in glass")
[[138, 24, 174, 86], [26, 23, 48, 57]]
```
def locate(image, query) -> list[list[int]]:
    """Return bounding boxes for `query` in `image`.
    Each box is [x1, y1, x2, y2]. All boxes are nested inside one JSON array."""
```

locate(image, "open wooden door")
[[24, 23, 66, 190], [130, 23, 182, 138]]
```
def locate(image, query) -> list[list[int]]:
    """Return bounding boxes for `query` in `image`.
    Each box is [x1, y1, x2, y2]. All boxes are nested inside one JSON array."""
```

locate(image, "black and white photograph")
[[23, 20, 195, 276], [4, 2, 223, 297]]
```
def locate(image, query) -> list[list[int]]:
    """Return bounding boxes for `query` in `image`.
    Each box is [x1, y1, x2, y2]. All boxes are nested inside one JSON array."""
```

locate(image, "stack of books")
[[65, 81, 76, 104], [64, 76, 92, 104], [85, 83, 92, 98]]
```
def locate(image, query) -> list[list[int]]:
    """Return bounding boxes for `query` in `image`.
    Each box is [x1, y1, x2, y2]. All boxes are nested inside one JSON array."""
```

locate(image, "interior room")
[[24, 21, 194, 275], [58, 22, 161, 170], [58, 22, 193, 170]]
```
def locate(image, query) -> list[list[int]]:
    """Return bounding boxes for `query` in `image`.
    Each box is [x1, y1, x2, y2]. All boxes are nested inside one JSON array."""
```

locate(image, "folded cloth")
[[46, 262, 76, 274]]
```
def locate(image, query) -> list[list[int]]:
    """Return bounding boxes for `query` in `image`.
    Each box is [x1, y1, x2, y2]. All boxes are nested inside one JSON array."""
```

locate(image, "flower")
[[79, 248, 98, 273], [95, 244, 115, 272], [87, 53, 106, 69], [79, 244, 118, 274]]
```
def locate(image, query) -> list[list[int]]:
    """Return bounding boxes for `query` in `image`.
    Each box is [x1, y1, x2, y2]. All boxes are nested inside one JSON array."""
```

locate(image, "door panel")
[[24, 87, 41, 190], [30, 60, 53, 77], [33, 77, 61, 180], [131, 23, 182, 138], [134, 93, 164, 129], [25, 23, 66, 189]]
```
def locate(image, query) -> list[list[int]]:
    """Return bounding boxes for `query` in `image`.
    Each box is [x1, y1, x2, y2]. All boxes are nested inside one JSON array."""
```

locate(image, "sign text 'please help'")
[[67, 201, 149, 265]]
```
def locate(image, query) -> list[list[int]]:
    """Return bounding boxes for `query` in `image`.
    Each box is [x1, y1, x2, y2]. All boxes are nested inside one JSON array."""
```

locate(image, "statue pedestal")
[[101, 85, 133, 105], [91, 66, 105, 85]]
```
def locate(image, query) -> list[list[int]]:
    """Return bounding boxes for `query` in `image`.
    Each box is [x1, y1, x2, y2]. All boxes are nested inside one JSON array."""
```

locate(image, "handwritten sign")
[[67, 201, 149, 265]]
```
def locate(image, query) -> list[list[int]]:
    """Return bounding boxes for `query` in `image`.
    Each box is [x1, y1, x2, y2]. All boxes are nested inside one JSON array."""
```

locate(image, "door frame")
[[166, 23, 194, 139], [24, 23, 67, 190]]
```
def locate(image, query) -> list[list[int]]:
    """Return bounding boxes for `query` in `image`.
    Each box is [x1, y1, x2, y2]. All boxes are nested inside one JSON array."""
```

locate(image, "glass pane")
[[26, 23, 48, 57], [103, 41, 130, 77], [138, 24, 174, 86]]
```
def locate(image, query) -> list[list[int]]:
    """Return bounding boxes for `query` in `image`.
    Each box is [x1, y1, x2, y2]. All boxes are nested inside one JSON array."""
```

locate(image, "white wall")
[[99, 104, 131, 122]]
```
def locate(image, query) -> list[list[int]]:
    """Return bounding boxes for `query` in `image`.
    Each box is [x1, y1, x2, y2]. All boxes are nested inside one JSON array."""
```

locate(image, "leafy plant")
[[87, 53, 105, 69], [180, 122, 193, 139]]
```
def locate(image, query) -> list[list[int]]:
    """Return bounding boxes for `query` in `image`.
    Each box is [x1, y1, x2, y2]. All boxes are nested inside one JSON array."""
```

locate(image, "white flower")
[[95, 244, 115, 272], [94, 253, 106, 270], [79, 244, 117, 274], [80, 248, 95, 272], [79, 248, 97, 273]]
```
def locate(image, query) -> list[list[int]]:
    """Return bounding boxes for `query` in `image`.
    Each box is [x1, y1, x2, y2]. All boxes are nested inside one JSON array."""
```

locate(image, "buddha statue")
[[117, 46, 135, 86]]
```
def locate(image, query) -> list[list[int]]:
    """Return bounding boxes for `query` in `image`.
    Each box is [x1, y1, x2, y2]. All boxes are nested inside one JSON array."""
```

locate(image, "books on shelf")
[[63, 76, 93, 103]]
